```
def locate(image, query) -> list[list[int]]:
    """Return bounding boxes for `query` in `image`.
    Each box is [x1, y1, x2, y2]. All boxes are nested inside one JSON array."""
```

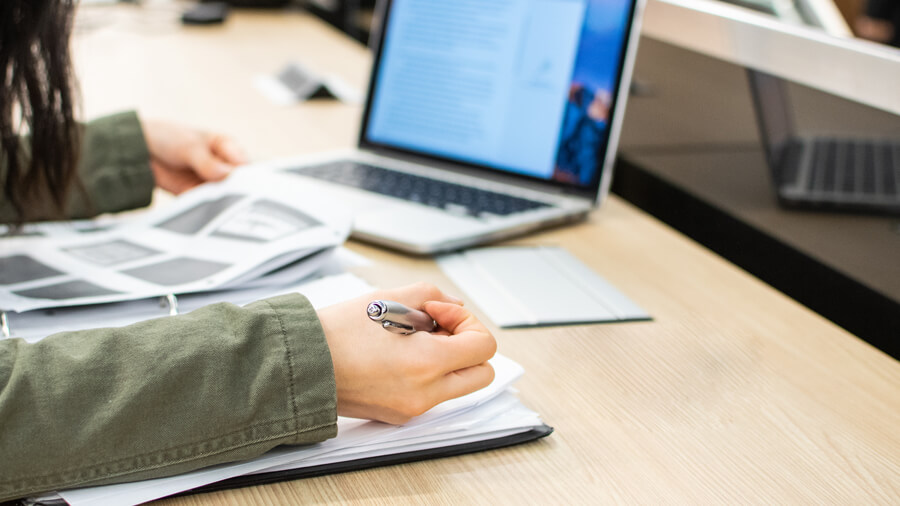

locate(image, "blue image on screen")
[[554, 0, 633, 186], [365, 0, 633, 189]]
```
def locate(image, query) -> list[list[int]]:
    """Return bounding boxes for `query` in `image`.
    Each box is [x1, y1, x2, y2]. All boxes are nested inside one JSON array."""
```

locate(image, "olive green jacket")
[[0, 112, 156, 223], [0, 114, 338, 501]]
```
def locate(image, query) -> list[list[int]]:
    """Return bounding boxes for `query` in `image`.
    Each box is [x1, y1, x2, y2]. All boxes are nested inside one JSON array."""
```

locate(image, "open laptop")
[[283, 0, 644, 254], [748, 70, 900, 216]]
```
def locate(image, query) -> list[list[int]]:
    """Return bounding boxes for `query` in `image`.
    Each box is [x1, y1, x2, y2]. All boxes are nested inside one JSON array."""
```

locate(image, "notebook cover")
[[178, 424, 554, 498]]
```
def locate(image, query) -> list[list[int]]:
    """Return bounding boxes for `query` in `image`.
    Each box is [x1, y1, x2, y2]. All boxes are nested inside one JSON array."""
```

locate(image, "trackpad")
[[353, 203, 482, 244], [438, 246, 651, 327]]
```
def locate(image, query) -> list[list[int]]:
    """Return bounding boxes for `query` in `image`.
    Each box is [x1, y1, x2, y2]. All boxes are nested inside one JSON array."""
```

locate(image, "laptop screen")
[[747, 70, 795, 170], [360, 0, 638, 194]]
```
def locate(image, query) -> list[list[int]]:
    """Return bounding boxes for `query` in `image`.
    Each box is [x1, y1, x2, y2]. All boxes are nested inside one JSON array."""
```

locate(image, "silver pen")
[[366, 300, 437, 334]]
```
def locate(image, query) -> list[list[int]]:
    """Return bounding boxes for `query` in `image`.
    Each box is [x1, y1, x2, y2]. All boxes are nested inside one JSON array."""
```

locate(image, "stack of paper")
[[11, 268, 549, 506], [54, 354, 545, 506], [3, 173, 551, 505], [0, 170, 355, 338], [5, 269, 370, 342]]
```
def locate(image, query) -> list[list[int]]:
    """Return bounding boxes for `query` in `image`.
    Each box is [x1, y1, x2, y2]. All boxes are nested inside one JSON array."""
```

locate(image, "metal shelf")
[[642, 0, 900, 116]]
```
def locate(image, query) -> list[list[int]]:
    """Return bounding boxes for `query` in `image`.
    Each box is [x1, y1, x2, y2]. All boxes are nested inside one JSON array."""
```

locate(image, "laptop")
[[283, 0, 645, 254], [748, 70, 900, 216]]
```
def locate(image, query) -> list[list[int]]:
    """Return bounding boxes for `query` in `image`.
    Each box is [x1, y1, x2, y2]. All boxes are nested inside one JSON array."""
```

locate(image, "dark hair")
[[1, 0, 80, 223]]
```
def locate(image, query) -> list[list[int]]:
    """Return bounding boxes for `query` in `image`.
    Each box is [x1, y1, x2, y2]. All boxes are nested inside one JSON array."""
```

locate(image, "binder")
[[26, 426, 552, 505], [181, 425, 553, 498]]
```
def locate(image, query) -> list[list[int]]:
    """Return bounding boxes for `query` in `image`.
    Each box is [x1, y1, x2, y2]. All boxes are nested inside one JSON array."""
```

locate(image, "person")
[[856, 0, 900, 47], [0, 0, 497, 501]]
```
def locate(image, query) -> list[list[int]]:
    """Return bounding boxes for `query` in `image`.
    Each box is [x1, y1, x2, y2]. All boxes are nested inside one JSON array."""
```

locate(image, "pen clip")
[[381, 320, 416, 335]]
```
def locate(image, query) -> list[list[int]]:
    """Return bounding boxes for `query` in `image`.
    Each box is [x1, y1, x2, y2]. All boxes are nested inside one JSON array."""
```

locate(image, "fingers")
[[436, 362, 495, 403], [424, 301, 497, 372], [142, 118, 247, 191], [210, 134, 248, 165], [150, 160, 202, 195], [187, 145, 234, 182], [323, 283, 496, 425], [386, 282, 464, 307], [185, 134, 245, 182]]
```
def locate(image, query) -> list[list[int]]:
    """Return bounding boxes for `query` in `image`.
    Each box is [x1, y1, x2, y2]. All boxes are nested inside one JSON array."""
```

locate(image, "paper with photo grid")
[[0, 170, 351, 313]]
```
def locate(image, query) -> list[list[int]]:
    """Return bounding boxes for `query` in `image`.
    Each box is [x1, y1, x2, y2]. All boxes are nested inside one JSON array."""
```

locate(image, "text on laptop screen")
[[363, 0, 635, 189]]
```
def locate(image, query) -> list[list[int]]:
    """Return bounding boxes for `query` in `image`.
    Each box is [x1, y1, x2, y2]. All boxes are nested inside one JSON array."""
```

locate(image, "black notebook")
[[184, 425, 553, 498]]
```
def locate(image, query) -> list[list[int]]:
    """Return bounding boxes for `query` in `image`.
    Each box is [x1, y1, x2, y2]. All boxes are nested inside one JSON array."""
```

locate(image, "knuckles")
[[483, 335, 499, 360], [408, 282, 443, 302], [395, 397, 434, 420], [482, 363, 496, 387]]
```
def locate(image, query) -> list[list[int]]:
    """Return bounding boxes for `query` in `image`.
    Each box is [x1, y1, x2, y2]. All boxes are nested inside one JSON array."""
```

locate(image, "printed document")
[[0, 170, 351, 312]]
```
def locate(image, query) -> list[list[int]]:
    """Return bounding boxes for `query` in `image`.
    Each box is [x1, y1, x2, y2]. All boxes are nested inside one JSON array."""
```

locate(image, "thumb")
[[188, 146, 234, 182]]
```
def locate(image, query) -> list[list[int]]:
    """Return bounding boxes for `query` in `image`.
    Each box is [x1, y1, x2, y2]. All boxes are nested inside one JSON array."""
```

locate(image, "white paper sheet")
[[57, 355, 538, 506], [3, 256, 371, 342]]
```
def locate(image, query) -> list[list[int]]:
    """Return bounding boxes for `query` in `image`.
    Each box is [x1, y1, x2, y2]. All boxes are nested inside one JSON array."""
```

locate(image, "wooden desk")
[[71, 5, 900, 504]]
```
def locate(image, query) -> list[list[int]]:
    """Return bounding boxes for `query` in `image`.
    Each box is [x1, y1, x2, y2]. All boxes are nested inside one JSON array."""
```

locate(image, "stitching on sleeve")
[[0, 417, 335, 488], [262, 299, 301, 429]]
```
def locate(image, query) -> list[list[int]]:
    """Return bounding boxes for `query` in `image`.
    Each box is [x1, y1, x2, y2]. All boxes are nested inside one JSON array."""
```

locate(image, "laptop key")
[[862, 143, 877, 195], [821, 140, 838, 192], [810, 139, 837, 192], [887, 146, 899, 196], [291, 162, 551, 218], [840, 142, 856, 193]]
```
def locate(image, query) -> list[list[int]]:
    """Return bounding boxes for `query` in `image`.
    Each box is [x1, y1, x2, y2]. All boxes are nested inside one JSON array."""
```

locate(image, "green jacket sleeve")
[[0, 293, 337, 502], [0, 111, 156, 223]]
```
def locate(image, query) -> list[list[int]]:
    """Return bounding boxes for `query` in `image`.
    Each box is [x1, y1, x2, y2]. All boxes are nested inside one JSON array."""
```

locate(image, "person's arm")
[[0, 112, 155, 223], [0, 111, 247, 223], [0, 293, 336, 502], [0, 282, 496, 502], [69, 113, 249, 215], [65, 111, 157, 218]]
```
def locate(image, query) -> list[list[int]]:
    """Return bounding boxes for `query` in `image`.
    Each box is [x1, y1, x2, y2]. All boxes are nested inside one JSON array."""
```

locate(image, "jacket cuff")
[[261, 293, 338, 443], [72, 111, 155, 217]]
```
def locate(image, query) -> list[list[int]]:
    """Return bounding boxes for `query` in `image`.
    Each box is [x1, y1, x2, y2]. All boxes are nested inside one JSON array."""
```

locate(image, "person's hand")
[[141, 119, 247, 194], [316, 283, 497, 424]]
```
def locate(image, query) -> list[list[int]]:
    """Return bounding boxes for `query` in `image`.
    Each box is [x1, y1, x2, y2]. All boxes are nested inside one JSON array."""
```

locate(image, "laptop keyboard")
[[806, 139, 899, 197], [291, 161, 551, 218]]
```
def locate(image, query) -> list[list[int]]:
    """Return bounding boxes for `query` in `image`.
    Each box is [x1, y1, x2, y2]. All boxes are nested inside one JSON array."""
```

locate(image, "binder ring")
[[0, 311, 9, 338], [164, 294, 179, 316]]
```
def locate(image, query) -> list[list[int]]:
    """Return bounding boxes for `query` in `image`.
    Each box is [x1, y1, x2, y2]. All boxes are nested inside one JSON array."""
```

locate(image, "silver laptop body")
[[285, 0, 645, 254], [748, 70, 900, 215]]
